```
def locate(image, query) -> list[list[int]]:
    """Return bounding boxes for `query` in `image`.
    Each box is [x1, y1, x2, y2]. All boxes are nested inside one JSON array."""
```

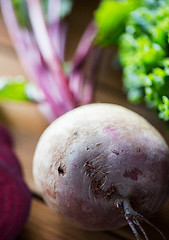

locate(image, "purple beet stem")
[[1, 0, 99, 122]]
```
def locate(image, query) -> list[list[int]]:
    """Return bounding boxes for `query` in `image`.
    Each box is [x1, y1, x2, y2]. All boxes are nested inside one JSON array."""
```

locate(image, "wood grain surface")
[[0, 1, 169, 239]]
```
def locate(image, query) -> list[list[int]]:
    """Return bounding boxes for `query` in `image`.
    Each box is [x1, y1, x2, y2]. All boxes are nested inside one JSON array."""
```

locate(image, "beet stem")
[[121, 199, 166, 240], [123, 199, 147, 240]]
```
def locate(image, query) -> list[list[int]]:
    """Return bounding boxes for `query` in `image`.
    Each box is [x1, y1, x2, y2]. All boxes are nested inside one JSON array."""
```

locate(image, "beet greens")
[[0, 0, 138, 122], [2, 0, 168, 122], [1, 0, 99, 122]]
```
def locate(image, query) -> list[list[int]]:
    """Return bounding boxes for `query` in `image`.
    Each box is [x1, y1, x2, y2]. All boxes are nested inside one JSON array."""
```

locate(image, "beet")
[[0, 125, 22, 176], [0, 124, 12, 147], [0, 163, 31, 240], [0, 146, 23, 176], [0, 124, 31, 240], [33, 103, 169, 239]]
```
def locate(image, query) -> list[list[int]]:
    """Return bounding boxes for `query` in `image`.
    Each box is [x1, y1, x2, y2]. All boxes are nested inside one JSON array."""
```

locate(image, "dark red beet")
[[0, 123, 31, 239], [0, 146, 23, 176], [0, 125, 22, 176], [0, 162, 31, 240], [0, 124, 12, 147], [33, 104, 169, 240]]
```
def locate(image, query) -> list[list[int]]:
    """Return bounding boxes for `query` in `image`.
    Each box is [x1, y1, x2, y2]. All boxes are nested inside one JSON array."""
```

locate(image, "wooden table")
[[0, 1, 169, 239]]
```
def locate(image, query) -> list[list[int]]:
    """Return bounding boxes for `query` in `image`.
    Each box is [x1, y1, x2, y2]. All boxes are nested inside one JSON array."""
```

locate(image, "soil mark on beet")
[[123, 167, 143, 181]]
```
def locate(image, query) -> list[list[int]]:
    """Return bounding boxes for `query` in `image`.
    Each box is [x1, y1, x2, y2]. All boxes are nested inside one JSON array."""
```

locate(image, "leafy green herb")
[[119, 0, 169, 121], [94, 0, 140, 47], [159, 96, 169, 121]]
